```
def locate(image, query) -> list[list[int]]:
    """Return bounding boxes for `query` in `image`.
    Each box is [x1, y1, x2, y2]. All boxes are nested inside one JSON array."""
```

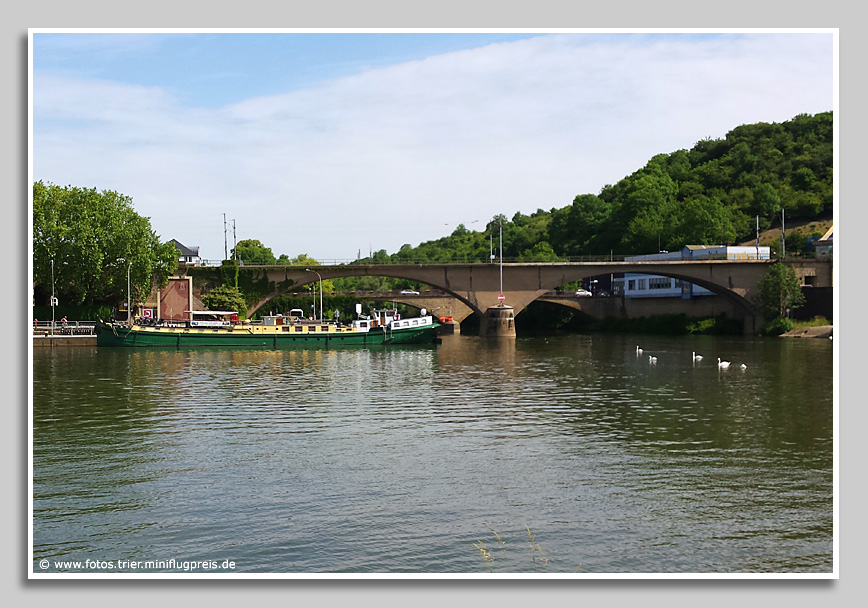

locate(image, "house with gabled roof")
[[169, 239, 201, 265]]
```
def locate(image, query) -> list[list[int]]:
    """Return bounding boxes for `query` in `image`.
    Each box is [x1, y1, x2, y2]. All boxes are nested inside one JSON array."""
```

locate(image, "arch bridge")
[[226, 259, 830, 335]]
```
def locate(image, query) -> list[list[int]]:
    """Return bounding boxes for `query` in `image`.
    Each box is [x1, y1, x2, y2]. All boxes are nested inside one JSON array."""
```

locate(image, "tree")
[[32, 181, 178, 308], [232, 239, 277, 265], [548, 194, 611, 255], [756, 262, 805, 321], [201, 285, 248, 318]]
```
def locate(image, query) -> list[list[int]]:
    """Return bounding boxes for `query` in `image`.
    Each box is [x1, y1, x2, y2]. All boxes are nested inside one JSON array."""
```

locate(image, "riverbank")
[[32, 335, 97, 347], [780, 325, 833, 339]]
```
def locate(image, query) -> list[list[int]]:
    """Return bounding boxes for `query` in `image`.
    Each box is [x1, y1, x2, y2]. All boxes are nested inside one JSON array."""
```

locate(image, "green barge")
[[96, 309, 441, 348]]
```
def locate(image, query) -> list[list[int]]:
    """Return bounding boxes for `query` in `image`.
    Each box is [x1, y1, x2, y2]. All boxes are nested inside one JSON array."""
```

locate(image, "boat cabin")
[[186, 310, 239, 328]]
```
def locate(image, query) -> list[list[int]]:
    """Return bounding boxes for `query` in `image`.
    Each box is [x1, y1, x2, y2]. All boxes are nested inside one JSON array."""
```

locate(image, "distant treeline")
[[351, 111, 831, 270]]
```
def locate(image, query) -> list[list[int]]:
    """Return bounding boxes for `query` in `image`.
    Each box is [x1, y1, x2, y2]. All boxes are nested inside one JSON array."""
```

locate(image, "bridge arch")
[[190, 259, 829, 334]]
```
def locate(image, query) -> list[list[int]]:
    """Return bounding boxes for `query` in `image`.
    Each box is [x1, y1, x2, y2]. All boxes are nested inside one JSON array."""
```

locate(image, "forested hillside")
[[365, 111, 832, 266]]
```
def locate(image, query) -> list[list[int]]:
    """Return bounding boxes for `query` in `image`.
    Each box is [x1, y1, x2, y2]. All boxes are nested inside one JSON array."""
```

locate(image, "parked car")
[[595, 290, 611, 297], [400, 289, 420, 295], [575, 289, 592, 297]]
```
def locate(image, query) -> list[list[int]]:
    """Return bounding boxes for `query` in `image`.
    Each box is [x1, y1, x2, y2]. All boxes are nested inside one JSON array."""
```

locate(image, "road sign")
[[498, 294, 505, 302]]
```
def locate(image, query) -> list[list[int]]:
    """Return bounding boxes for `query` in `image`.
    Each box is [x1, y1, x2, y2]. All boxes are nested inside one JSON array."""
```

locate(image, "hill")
[[364, 111, 832, 265]]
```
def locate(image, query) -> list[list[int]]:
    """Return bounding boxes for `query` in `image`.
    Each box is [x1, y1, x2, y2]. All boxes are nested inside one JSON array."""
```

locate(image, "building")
[[169, 239, 202, 265], [614, 245, 771, 299], [813, 226, 833, 259]]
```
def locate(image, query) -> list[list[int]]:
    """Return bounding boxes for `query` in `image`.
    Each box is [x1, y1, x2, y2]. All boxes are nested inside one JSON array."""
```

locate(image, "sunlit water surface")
[[32, 333, 833, 574]]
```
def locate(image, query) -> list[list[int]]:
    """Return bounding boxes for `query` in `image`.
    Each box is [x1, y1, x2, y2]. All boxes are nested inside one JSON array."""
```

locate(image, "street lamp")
[[306, 269, 323, 322]]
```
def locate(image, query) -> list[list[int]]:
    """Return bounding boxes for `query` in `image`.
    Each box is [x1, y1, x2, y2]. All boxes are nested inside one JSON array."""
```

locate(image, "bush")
[[761, 317, 794, 336]]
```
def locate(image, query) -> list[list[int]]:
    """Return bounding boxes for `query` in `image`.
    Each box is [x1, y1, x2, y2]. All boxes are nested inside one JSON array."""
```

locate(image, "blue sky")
[[30, 30, 836, 262]]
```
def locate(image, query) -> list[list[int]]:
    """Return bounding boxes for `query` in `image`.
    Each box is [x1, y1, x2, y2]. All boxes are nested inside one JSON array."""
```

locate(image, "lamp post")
[[499, 217, 503, 300], [306, 269, 323, 322]]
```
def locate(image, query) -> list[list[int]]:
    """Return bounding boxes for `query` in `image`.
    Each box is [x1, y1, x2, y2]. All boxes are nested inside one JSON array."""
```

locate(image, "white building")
[[169, 239, 202, 265], [614, 245, 771, 299]]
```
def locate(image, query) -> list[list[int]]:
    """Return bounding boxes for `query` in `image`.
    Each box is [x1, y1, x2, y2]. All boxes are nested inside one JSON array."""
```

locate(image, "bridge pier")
[[438, 319, 461, 334], [479, 304, 516, 338]]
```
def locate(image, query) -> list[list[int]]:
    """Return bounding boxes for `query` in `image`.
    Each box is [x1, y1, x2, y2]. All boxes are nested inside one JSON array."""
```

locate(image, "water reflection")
[[32, 334, 833, 573]]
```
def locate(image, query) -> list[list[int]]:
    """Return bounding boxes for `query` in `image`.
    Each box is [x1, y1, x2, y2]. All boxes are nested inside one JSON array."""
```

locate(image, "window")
[[637, 279, 646, 290], [628, 280, 635, 290]]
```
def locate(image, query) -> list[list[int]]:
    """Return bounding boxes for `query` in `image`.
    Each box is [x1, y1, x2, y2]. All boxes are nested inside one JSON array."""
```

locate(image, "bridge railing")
[[194, 253, 822, 267]]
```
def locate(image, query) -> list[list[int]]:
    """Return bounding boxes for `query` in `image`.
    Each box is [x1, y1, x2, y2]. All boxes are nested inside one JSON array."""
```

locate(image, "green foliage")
[[200, 285, 248, 317], [793, 316, 831, 328], [232, 239, 277, 265], [32, 181, 178, 308], [761, 316, 795, 336], [365, 112, 831, 262], [756, 262, 806, 321]]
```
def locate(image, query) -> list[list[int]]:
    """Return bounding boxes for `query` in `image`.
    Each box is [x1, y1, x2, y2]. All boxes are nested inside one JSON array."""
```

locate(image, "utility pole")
[[223, 213, 228, 261], [781, 208, 786, 259], [756, 215, 760, 259], [232, 219, 237, 261]]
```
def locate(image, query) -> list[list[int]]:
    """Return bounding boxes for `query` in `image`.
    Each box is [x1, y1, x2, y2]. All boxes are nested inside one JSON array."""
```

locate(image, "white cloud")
[[32, 32, 834, 261]]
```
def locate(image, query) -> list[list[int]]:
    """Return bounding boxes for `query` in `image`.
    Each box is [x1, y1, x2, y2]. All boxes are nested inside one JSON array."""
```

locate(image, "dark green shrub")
[[762, 317, 794, 336]]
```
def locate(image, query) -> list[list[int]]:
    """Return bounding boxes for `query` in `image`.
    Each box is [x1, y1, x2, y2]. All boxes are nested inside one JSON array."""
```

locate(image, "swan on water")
[[649, 355, 658, 364], [717, 358, 731, 369], [637, 345, 643, 355], [740, 363, 747, 370], [693, 352, 703, 361]]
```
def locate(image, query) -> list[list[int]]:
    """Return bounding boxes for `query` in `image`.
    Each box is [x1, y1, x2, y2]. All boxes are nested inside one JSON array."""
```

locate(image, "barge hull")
[[95, 323, 439, 348]]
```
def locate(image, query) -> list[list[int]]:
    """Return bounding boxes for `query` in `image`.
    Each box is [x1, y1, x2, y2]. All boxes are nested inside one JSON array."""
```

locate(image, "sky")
[[30, 30, 836, 263]]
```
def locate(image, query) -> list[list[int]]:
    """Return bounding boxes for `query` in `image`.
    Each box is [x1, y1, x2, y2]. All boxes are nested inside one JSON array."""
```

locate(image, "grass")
[[792, 316, 831, 328]]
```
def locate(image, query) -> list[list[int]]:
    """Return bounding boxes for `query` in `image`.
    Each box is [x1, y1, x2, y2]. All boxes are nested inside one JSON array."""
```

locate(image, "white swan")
[[649, 355, 658, 364], [636, 345, 643, 355], [717, 358, 731, 369], [740, 363, 747, 370], [693, 352, 703, 361]]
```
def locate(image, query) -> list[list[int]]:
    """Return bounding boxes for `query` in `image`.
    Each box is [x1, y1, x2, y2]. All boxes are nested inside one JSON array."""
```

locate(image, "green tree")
[[548, 194, 610, 255], [518, 241, 561, 261], [756, 262, 805, 321], [32, 181, 178, 308], [232, 239, 277, 265], [200, 285, 248, 318]]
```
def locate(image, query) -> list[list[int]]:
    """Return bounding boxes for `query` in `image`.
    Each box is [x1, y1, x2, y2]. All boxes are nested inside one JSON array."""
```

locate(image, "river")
[[31, 332, 834, 575]]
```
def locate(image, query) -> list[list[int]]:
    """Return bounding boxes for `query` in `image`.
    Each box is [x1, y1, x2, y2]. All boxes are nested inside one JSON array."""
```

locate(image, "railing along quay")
[[33, 321, 97, 337]]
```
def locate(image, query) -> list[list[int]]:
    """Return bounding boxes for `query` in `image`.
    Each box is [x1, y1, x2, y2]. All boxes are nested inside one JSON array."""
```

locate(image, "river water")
[[31, 332, 834, 575]]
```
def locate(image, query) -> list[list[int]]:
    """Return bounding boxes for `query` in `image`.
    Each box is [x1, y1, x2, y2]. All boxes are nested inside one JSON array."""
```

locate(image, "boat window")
[[294, 326, 303, 332]]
